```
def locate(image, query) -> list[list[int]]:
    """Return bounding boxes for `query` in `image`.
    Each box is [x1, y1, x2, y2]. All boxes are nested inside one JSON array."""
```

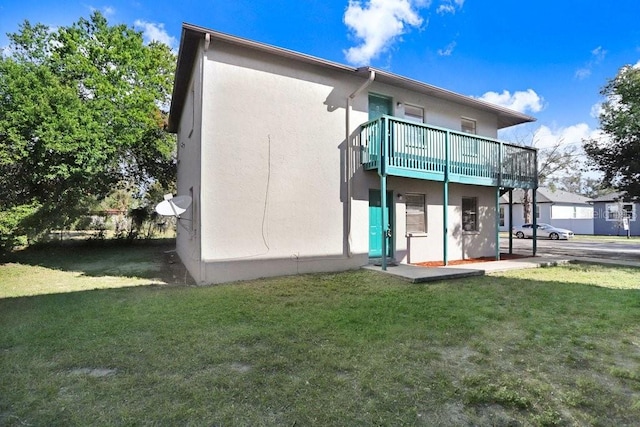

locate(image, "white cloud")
[[343, 0, 426, 66], [575, 46, 607, 80], [590, 102, 604, 119], [437, 41, 456, 56], [436, 4, 455, 14], [575, 68, 591, 80], [476, 89, 544, 114], [134, 20, 177, 49], [436, 0, 464, 14], [533, 123, 605, 149], [89, 5, 116, 17]]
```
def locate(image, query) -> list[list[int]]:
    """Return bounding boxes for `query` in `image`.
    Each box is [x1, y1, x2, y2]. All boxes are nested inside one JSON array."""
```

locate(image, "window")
[[404, 105, 424, 123], [606, 203, 636, 221], [406, 193, 426, 234], [551, 205, 594, 219], [499, 206, 505, 227], [461, 117, 477, 134], [462, 197, 478, 232]]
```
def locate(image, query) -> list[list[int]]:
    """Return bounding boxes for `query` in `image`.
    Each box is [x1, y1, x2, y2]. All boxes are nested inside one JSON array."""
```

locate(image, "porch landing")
[[363, 255, 572, 283]]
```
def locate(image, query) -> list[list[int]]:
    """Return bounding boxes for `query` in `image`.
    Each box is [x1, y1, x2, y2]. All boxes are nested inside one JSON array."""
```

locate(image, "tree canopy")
[[0, 12, 176, 246], [584, 64, 640, 199]]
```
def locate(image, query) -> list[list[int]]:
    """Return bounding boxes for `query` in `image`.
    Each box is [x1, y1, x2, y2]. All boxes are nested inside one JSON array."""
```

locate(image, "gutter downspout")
[[346, 69, 375, 257], [197, 33, 210, 284]]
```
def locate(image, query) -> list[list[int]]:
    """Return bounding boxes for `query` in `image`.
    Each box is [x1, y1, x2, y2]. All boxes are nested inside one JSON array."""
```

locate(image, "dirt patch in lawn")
[[414, 253, 532, 267], [159, 248, 197, 285]]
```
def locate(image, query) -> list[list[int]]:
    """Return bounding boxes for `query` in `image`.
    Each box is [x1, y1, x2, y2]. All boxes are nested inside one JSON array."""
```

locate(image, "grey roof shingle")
[[590, 191, 627, 203], [500, 187, 591, 204]]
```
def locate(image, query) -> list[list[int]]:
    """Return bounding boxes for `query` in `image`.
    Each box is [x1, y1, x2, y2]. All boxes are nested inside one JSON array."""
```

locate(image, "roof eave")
[[360, 67, 536, 129], [168, 24, 536, 133]]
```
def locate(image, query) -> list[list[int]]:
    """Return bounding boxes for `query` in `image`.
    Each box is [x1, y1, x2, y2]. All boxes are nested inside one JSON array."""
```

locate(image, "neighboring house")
[[591, 192, 640, 236], [167, 23, 537, 284], [499, 187, 593, 235]]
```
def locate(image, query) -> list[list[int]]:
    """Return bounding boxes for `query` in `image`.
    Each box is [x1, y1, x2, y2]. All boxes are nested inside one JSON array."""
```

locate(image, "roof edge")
[[168, 23, 536, 132]]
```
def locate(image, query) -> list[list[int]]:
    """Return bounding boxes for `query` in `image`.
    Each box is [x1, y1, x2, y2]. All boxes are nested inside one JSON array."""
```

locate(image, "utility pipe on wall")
[[345, 70, 376, 257]]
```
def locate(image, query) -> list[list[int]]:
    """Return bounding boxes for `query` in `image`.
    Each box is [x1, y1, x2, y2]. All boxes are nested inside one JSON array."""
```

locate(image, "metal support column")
[[379, 116, 389, 270], [443, 130, 450, 266], [508, 189, 513, 254], [532, 148, 539, 256], [380, 175, 388, 270], [532, 188, 537, 256], [495, 187, 500, 261]]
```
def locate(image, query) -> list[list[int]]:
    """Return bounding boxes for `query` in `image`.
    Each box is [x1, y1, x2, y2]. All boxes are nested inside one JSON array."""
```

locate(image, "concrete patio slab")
[[364, 255, 573, 283]]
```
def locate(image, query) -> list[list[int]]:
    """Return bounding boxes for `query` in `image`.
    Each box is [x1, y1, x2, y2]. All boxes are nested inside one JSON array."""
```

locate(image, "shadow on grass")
[[0, 238, 194, 286], [1, 267, 640, 426]]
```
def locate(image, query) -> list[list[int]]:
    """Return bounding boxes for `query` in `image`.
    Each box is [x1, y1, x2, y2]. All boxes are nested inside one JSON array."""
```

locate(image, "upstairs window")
[[461, 117, 477, 134], [404, 105, 424, 123]]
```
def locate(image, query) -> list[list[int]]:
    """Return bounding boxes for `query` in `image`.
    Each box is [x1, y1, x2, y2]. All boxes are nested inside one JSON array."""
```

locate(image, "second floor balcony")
[[359, 116, 538, 189]]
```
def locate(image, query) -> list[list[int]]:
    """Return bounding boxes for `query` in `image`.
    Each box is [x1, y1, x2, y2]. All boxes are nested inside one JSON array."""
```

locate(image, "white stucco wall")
[[197, 43, 367, 283], [175, 47, 204, 282], [176, 38, 509, 284], [365, 81, 498, 138], [352, 173, 498, 264]]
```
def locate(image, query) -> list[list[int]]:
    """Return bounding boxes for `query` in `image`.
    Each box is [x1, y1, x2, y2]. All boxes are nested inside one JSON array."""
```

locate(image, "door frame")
[[369, 189, 394, 259], [368, 93, 393, 121]]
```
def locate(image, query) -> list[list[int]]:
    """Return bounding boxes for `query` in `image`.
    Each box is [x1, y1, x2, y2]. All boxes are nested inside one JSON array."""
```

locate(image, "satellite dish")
[[155, 194, 192, 218]]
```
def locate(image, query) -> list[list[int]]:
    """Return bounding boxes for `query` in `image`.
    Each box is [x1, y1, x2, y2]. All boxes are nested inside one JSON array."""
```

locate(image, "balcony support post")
[[532, 188, 538, 256], [508, 189, 513, 254], [532, 148, 539, 256], [379, 116, 389, 271], [443, 130, 450, 266], [495, 186, 501, 261]]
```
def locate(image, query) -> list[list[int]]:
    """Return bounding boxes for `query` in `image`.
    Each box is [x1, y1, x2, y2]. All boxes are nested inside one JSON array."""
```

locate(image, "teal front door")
[[369, 189, 393, 258], [369, 94, 392, 120]]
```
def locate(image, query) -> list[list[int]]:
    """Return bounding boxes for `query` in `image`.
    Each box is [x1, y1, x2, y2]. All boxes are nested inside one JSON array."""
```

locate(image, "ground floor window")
[[606, 203, 636, 221], [499, 206, 505, 227], [462, 197, 478, 232], [405, 193, 426, 234]]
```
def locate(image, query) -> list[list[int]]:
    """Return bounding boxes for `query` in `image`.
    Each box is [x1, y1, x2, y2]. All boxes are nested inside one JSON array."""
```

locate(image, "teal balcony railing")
[[359, 116, 537, 189]]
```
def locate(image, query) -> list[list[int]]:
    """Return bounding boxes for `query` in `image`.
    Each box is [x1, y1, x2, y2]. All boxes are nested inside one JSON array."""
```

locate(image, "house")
[[499, 187, 593, 234], [167, 23, 538, 284], [591, 192, 639, 236]]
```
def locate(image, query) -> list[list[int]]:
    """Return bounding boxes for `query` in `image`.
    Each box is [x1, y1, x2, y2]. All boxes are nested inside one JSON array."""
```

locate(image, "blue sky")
[[2, 0, 640, 151]]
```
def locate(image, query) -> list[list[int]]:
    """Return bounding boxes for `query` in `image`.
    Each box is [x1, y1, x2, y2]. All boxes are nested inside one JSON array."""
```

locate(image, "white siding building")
[[167, 24, 537, 284], [500, 188, 593, 235]]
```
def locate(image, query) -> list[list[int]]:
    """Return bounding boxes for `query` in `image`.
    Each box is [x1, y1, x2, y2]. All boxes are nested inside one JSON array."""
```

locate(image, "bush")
[[0, 202, 41, 251]]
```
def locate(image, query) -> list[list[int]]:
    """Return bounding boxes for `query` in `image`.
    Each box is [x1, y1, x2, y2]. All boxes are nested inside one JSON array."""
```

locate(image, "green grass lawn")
[[2, 244, 640, 426]]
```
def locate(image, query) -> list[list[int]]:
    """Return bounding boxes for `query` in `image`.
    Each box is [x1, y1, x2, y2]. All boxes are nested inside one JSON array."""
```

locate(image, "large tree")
[[584, 64, 640, 199], [0, 12, 176, 245], [507, 128, 585, 222]]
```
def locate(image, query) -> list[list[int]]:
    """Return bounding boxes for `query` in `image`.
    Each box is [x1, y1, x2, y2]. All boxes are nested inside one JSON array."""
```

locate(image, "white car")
[[512, 223, 574, 240]]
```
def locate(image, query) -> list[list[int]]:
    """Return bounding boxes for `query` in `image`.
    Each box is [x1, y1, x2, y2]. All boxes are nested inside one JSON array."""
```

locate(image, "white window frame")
[[461, 117, 477, 134], [462, 197, 478, 232], [606, 203, 636, 221], [405, 193, 427, 235], [404, 104, 424, 123]]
